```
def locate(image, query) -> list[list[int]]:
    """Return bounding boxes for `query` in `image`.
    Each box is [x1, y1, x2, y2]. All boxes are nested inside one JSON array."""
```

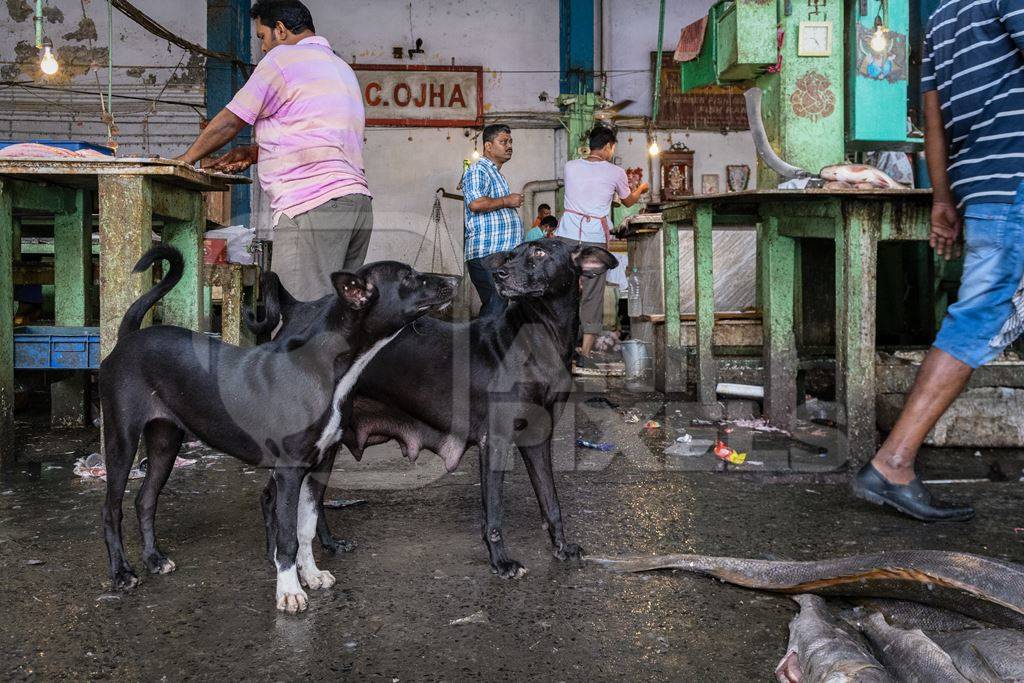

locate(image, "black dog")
[[99, 245, 457, 611], [252, 239, 617, 577]]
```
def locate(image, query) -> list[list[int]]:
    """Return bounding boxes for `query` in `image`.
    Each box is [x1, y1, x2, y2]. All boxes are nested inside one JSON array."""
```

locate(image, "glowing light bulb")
[[648, 140, 660, 156], [870, 24, 888, 53], [40, 45, 58, 75], [471, 150, 480, 160]]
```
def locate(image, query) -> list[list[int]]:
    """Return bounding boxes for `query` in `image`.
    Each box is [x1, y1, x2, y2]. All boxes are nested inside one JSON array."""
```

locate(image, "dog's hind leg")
[[519, 441, 582, 562], [296, 462, 337, 590], [315, 446, 354, 554], [136, 419, 183, 575], [101, 412, 143, 591], [272, 465, 309, 612], [480, 435, 527, 579], [260, 476, 278, 565]]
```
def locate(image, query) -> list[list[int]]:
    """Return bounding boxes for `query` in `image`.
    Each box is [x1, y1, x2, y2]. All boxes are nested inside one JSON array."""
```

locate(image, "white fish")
[[819, 164, 905, 189]]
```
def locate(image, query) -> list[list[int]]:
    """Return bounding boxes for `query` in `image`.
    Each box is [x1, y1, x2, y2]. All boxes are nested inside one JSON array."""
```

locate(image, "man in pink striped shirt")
[[177, 0, 371, 300]]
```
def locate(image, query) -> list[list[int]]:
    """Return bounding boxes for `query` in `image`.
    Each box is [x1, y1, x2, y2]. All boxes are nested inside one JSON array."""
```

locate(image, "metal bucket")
[[620, 339, 653, 380]]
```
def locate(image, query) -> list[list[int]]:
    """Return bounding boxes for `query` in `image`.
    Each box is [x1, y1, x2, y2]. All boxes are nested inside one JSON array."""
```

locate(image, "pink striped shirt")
[[226, 36, 370, 224]]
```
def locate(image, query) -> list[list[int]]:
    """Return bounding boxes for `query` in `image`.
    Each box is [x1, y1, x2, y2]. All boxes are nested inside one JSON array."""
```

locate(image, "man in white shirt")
[[554, 126, 647, 368]]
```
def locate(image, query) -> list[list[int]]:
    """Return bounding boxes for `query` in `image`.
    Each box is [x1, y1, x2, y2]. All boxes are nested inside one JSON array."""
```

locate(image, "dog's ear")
[[573, 245, 619, 278], [483, 251, 511, 270], [331, 272, 377, 310]]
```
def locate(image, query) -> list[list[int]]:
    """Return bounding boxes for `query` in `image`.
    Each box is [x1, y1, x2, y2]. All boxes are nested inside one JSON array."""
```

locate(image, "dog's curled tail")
[[117, 245, 184, 340], [244, 271, 289, 337]]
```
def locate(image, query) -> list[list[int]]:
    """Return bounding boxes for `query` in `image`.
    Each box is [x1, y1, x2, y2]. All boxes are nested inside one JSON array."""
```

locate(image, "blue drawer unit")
[[14, 327, 101, 370]]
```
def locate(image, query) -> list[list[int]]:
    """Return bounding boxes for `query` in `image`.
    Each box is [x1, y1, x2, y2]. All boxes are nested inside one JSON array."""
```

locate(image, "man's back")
[[228, 36, 368, 221], [923, 0, 1024, 206]]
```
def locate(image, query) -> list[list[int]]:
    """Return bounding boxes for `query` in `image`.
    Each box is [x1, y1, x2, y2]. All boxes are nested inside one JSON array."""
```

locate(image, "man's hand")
[[204, 145, 258, 173], [504, 193, 524, 208], [636, 182, 650, 194], [930, 201, 963, 260]]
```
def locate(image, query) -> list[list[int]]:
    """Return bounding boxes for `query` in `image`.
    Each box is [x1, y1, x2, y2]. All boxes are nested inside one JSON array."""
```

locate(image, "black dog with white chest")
[[99, 245, 457, 611], [253, 239, 617, 577]]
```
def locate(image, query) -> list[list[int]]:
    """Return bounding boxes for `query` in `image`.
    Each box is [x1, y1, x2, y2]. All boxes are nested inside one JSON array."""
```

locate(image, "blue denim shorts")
[[933, 190, 1024, 368]]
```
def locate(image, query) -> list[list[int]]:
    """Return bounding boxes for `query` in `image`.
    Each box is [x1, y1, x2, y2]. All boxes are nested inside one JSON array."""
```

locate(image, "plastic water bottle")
[[627, 267, 642, 317]]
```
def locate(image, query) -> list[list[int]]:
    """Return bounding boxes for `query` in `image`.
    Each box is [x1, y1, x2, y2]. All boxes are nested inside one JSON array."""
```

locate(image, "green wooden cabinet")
[[715, 0, 777, 82]]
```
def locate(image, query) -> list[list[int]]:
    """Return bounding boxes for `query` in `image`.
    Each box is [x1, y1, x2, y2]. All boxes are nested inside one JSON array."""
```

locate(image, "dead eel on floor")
[[587, 550, 1024, 629]]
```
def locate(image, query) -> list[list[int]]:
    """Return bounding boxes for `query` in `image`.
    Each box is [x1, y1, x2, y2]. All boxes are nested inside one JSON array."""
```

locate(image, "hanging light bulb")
[[870, 16, 889, 53], [40, 43, 58, 76], [471, 150, 480, 160], [648, 139, 660, 156]]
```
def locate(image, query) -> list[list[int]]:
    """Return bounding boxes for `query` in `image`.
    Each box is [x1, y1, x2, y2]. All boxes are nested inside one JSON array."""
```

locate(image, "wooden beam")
[[693, 203, 716, 404], [0, 177, 74, 213], [161, 191, 205, 331], [836, 202, 881, 465], [761, 213, 797, 431], [99, 175, 153, 359], [660, 218, 684, 392], [153, 183, 202, 222], [0, 187, 14, 465]]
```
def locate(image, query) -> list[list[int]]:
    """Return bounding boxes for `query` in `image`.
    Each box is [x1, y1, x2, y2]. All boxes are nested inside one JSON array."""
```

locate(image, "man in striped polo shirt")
[[852, 0, 1024, 521], [177, 1, 371, 300], [462, 124, 524, 317]]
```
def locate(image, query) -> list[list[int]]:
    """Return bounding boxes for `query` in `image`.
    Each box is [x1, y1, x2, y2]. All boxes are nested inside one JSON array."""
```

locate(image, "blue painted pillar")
[[207, 0, 252, 222], [560, 0, 595, 93]]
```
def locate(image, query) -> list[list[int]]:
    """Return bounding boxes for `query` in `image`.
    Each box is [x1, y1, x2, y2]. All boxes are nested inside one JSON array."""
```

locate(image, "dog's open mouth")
[[418, 299, 453, 312]]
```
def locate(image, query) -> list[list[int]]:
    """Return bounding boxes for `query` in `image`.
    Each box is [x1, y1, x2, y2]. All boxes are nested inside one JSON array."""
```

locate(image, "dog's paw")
[[321, 538, 355, 555], [299, 568, 336, 590], [491, 559, 529, 579], [276, 589, 309, 613], [112, 568, 140, 592], [553, 543, 583, 562], [143, 553, 176, 575]]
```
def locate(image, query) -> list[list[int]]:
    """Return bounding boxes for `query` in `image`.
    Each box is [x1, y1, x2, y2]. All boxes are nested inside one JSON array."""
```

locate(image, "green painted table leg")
[[52, 189, 92, 428], [693, 204, 716, 405], [161, 192, 204, 331], [837, 202, 880, 465], [760, 213, 797, 431], [99, 176, 153, 359], [660, 220, 684, 393], [0, 185, 13, 466]]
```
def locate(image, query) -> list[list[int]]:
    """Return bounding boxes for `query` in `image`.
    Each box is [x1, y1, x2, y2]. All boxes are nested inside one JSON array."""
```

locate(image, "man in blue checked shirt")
[[852, 0, 1024, 523], [462, 124, 523, 317]]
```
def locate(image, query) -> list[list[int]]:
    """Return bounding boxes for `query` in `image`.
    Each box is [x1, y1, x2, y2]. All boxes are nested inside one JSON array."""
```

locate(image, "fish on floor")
[[775, 594, 892, 683], [859, 613, 968, 682]]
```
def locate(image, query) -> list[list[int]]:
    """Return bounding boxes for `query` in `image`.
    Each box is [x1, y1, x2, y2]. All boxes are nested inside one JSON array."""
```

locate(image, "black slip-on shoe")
[[851, 462, 975, 522]]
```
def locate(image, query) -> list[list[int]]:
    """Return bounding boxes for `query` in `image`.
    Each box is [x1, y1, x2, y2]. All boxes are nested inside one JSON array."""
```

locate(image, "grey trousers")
[[271, 194, 373, 300], [556, 236, 607, 334]]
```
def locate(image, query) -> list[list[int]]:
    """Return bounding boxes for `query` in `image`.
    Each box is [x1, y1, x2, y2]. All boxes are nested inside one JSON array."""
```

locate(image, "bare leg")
[[871, 347, 972, 484], [580, 332, 596, 357]]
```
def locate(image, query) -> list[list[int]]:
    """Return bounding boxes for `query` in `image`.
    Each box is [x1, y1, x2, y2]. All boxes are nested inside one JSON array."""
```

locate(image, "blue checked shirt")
[[462, 157, 523, 260]]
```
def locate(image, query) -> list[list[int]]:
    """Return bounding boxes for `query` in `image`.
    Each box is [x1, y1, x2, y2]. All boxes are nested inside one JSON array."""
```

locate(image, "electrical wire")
[[108, 0, 251, 72], [0, 80, 203, 108]]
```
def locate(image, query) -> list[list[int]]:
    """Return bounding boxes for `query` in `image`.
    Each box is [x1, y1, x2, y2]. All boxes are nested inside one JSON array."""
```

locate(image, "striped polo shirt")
[[227, 36, 370, 225], [462, 158, 523, 260], [922, 0, 1024, 207]]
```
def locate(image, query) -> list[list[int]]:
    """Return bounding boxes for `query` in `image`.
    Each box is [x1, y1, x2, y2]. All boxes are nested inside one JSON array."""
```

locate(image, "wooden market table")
[[661, 188, 934, 464], [0, 157, 247, 465]]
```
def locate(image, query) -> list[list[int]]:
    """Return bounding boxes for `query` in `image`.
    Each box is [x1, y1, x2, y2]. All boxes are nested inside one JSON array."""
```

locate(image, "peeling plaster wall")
[[0, 0, 206, 156]]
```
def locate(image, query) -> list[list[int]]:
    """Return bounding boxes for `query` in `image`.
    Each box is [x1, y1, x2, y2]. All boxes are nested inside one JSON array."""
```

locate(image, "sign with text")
[[353, 65, 483, 127]]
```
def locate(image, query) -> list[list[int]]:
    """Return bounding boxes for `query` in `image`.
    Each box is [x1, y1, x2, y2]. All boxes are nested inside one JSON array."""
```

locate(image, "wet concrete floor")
[[1, 394, 1022, 680]]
